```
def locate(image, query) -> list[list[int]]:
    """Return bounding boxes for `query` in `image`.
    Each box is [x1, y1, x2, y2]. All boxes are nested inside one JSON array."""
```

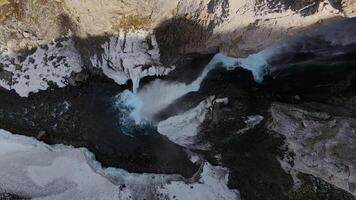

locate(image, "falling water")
[[114, 52, 269, 125]]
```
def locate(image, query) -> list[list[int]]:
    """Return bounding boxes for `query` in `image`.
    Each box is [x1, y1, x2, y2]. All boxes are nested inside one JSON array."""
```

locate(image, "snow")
[[244, 115, 264, 127], [158, 162, 240, 200], [0, 129, 240, 200], [0, 30, 175, 97], [157, 96, 229, 148], [90, 30, 175, 93], [0, 38, 82, 97]]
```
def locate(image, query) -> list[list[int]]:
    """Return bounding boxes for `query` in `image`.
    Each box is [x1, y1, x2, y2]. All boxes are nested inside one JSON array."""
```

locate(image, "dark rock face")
[[0, 193, 28, 200], [196, 68, 294, 200], [254, 0, 340, 16], [207, 0, 230, 28], [154, 17, 214, 65]]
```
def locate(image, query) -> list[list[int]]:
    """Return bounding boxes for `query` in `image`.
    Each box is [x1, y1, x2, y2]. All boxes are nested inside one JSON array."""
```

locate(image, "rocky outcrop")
[[0, 0, 351, 57], [267, 102, 356, 196], [342, 0, 356, 17], [0, 0, 353, 96]]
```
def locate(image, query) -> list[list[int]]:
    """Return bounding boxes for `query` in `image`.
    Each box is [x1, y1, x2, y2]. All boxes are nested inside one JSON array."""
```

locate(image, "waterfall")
[[115, 52, 269, 125]]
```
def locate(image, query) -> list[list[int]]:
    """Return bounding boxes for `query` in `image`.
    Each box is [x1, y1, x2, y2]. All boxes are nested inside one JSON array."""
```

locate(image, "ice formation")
[[90, 30, 175, 93], [0, 38, 82, 97], [0, 129, 239, 200]]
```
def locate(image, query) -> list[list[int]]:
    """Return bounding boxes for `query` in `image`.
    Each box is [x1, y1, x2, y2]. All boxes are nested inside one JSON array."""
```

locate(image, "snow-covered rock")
[[0, 129, 240, 200], [158, 162, 240, 200], [0, 30, 175, 97], [158, 96, 229, 149], [0, 38, 82, 97], [236, 115, 264, 135]]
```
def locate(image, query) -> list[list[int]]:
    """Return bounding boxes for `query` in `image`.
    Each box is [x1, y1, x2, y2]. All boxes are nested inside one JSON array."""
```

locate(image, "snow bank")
[[0, 129, 239, 200], [90, 30, 175, 93], [0, 38, 82, 97]]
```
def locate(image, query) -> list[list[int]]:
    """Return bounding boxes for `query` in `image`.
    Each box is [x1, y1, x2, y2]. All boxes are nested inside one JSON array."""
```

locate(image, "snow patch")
[[0, 38, 82, 97]]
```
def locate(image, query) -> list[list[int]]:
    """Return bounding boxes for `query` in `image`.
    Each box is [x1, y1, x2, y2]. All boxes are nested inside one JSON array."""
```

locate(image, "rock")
[[0, 0, 349, 60], [342, 0, 356, 16], [267, 102, 356, 196], [236, 115, 264, 135], [37, 130, 46, 139], [22, 31, 31, 38]]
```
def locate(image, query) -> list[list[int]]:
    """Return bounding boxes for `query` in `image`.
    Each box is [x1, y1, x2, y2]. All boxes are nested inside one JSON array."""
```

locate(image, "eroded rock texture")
[[267, 102, 356, 196]]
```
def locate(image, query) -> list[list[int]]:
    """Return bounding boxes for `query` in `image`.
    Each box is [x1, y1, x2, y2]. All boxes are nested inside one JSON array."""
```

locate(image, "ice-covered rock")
[[0, 129, 239, 200], [90, 30, 175, 93], [158, 96, 229, 149]]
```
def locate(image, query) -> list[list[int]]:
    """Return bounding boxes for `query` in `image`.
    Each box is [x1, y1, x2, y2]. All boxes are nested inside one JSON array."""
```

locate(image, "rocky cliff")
[[0, 1, 356, 199], [0, 0, 353, 96], [0, 0, 354, 57]]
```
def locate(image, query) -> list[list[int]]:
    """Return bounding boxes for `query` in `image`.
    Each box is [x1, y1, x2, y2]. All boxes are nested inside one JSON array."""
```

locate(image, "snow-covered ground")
[[0, 129, 240, 200], [0, 38, 82, 97]]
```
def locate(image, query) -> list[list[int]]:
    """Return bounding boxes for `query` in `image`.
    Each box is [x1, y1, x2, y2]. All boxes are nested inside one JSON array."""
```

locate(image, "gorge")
[[0, 1, 356, 200]]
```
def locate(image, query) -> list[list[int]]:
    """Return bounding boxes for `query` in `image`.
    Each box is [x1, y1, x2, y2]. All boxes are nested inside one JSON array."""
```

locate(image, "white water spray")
[[115, 52, 268, 125]]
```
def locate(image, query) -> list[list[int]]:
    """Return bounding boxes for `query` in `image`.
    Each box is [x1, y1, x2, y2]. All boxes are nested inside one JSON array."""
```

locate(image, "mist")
[[115, 52, 269, 125]]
